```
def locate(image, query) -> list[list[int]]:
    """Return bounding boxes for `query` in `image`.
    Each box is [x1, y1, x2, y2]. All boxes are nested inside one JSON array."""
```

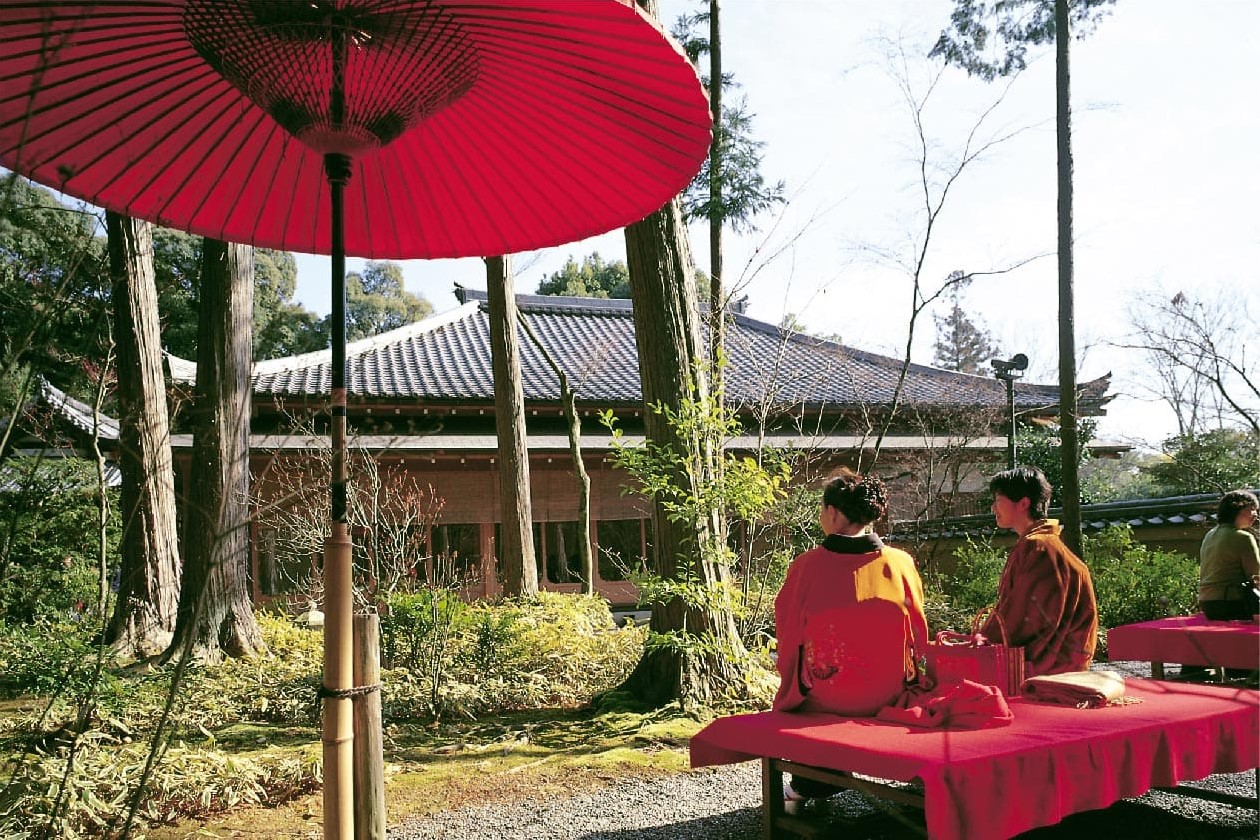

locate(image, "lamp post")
[[991, 354, 1028, 470]]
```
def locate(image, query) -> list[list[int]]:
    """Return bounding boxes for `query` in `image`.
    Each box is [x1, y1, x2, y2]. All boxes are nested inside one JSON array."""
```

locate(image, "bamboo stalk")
[[354, 612, 386, 840], [323, 527, 354, 839]]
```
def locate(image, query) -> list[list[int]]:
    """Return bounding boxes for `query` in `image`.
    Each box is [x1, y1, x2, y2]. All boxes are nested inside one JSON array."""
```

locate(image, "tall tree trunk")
[[1055, 0, 1082, 555], [622, 191, 748, 708], [104, 212, 179, 657], [707, 0, 724, 390], [486, 255, 538, 598], [563, 385, 595, 596], [165, 239, 264, 662], [517, 315, 595, 595]]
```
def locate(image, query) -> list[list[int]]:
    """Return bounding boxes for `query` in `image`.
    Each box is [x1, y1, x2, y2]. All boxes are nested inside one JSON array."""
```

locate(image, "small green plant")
[[1083, 525, 1198, 629], [926, 526, 1199, 638], [599, 383, 790, 703], [0, 458, 119, 624], [927, 537, 1006, 633]]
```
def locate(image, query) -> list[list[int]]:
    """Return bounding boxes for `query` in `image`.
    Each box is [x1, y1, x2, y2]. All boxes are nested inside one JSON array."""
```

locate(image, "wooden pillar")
[[353, 612, 385, 840]]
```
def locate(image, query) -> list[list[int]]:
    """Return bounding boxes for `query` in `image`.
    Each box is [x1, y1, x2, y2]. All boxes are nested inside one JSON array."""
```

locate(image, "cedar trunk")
[[621, 195, 748, 708], [1055, 0, 1082, 555], [165, 239, 264, 661], [486, 255, 538, 598], [104, 212, 180, 656]]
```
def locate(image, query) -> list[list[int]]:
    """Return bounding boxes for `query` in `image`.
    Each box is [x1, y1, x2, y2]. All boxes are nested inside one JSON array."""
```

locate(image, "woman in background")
[[1199, 489, 1260, 620]]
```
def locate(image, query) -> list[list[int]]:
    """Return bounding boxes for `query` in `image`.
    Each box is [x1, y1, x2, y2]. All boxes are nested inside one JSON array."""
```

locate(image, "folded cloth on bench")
[[875, 678, 1013, 728], [1023, 669, 1125, 708]]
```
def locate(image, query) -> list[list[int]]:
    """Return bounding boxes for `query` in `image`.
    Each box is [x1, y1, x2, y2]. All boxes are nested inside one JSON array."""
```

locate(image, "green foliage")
[[1016, 419, 1097, 507], [0, 737, 320, 840], [0, 458, 118, 623], [600, 385, 790, 696], [925, 538, 1006, 633], [381, 592, 645, 720], [1080, 450, 1165, 503], [0, 597, 644, 833], [1142, 429, 1260, 496], [150, 226, 203, 359], [537, 252, 631, 299], [381, 588, 469, 704], [253, 249, 327, 359], [930, 0, 1118, 81], [1083, 526, 1198, 630], [343, 260, 433, 340], [928, 526, 1199, 639], [0, 175, 108, 401], [669, 9, 786, 233], [176, 612, 326, 729], [0, 619, 118, 704]]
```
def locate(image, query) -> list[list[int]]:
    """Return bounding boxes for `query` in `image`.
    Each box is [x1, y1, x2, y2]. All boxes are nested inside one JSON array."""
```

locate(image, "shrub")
[[0, 619, 120, 706], [926, 526, 1198, 640], [0, 737, 320, 839], [174, 611, 325, 730], [1083, 526, 1198, 629], [927, 538, 1006, 633], [382, 592, 645, 720], [0, 458, 119, 624]]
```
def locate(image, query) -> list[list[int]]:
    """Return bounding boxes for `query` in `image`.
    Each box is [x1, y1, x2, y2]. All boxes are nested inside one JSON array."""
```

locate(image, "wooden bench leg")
[[762, 757, 784, 839], [1151, 661, 1165, 679]]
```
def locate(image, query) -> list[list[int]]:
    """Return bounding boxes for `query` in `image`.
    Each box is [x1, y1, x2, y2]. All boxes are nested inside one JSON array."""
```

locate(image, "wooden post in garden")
[[353, 611, 385, 840]]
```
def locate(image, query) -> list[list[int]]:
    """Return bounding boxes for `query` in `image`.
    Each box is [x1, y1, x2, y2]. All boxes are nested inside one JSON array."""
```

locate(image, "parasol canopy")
[[0, 0, 711, 259]]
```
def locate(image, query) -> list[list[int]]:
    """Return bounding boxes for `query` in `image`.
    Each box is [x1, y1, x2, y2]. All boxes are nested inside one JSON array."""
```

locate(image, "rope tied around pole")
[[318, 683, 382, 700]]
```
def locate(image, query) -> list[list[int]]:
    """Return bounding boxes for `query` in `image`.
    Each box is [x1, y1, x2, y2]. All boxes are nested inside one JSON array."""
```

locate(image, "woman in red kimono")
[[774, 469, 929, 805], [774, 469, 928, 716]]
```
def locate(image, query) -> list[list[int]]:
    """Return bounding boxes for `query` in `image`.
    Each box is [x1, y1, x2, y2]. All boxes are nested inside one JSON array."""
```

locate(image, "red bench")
[[690, 679, 1258, 840], [1107, 615, 1259, 679]]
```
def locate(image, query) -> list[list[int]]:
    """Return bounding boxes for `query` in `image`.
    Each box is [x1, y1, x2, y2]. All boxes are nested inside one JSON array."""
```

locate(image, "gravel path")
[[390, 662, 1259, 840], [389, 762, 1257, 840]]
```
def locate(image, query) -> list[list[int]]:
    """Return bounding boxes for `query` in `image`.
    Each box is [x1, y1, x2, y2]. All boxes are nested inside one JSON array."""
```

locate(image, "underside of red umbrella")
[[1, 0, 711, 258]]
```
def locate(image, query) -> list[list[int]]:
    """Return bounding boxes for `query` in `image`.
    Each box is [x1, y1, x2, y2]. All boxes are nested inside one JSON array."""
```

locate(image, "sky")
[[291, 0, 1260, 451]]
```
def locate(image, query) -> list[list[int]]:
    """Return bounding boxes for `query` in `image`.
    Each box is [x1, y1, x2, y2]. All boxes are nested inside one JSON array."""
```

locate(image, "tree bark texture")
[[1055, 0, 1082, 555], [166, 239, 263, 662], [105, 212, 180, 656], [562, 384, 596, 596], [623, 195, 747, 708], [486, 255, 538, 598], [707, 0, 725, 395]]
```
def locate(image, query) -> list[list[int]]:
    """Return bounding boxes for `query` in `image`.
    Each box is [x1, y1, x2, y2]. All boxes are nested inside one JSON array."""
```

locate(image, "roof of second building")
[[169, 289, 1112, 415]]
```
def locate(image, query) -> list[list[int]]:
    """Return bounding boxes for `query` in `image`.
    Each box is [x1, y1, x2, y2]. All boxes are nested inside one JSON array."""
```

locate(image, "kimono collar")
[[1022, 519, 1061, 538], [822, 532, 884, 554]]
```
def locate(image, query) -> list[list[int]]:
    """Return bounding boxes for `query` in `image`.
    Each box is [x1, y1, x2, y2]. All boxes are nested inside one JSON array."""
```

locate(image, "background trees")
[[933, 0, 1119, 554], [0, 176, 108, 412], [343, 261, 433, 341], [1121, 286, 1258, 437], [535, 253, 631, 299], [932, 280, 1002, 374]]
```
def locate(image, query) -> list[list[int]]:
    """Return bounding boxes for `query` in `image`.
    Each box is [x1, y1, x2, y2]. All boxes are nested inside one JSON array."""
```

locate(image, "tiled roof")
[[169, 289, 1111, 414], [892, 491, 1258, 542], [21, 377, 120, 441]]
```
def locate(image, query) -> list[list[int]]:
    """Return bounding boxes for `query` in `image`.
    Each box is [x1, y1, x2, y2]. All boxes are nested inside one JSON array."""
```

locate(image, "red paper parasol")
[[1, 3, 710, 836], [1, 0, 710, 257]]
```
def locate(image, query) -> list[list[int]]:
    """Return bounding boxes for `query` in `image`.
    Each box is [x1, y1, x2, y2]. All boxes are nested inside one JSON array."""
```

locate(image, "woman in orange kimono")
[[774, 469, 929, 803]]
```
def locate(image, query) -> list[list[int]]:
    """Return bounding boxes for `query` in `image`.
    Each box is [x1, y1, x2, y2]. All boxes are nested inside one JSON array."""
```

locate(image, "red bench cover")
[[1107, 615, 1259, 671], [690, 679, 1258, 840]]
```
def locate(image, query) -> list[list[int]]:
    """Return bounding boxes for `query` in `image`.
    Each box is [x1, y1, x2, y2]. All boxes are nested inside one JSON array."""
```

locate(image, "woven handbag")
[[925, 610, 1026, 696]]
